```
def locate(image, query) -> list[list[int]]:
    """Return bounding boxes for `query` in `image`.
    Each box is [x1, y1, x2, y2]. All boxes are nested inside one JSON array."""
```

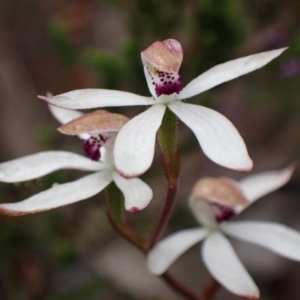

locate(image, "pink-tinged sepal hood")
[[190, 177, 248, 227], [141, 39, 183, 98]]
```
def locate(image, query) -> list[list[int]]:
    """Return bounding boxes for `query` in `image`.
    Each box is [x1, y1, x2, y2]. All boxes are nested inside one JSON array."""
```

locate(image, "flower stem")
[[162, 273, 199, 300], [157, 107, 180, 186], [149, 108, 180, 248], [105, 183, 199, 300], [105, 181, 124, 225], [105, 182, 148, 250], [201, 278, 219, 300], [149, 183, 177, 248]]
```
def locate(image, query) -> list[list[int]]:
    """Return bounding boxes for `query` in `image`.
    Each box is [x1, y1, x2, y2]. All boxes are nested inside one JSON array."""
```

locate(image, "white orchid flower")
[[147, 165, 299, 299], [0, 108, 153, 215], [41, 39, 287, 177]]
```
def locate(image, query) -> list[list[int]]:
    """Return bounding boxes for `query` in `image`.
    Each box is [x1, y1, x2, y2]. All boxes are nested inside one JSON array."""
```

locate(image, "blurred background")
[[0, 0, 300, 299]]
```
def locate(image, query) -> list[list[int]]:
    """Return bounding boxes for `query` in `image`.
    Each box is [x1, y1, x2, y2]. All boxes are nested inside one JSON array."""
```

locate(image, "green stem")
[[105, 181, 124, 225], [105, 182, 148, 250], [157, 107, 180, 185], [149, 108, 180, 248]]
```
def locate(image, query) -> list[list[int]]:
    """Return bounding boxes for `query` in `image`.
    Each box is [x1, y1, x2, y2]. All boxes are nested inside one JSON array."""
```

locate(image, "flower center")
[[147, 67, 182, 97], [82, 134, 109, 161], [210, 203, 237, 224]]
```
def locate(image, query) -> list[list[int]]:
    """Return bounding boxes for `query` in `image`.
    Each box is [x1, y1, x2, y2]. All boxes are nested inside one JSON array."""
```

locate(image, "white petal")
[[48, 104, 83, 124], [114, 104, 166, 177], [48, 105, 90, 139], [39, 89, 155, 109], [0, 171, 112, 215], [179, 48, 287, 99], [169, 102, 252, 171], [147, 228, 209, 275], [222, 221, 300, 261], [202, 231, 259, 298], [112, 171, 153, 212], [0, 151, 104, 183], [238, 165, 295, 203]]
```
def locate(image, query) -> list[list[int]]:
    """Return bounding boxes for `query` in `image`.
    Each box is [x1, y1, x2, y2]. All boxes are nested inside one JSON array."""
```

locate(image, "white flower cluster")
[[0, 39, 299, 299]]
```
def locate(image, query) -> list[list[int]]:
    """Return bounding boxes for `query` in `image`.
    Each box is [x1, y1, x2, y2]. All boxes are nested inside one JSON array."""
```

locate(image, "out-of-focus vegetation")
[[0, 0, 300, 299]]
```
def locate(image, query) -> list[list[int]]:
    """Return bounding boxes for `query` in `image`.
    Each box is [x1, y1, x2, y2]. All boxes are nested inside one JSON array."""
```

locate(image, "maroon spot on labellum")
[[82, 134, 108, 161], [128, 207, 141, 214], [147, 66, 183, 97], [214, 204, 236, 224]]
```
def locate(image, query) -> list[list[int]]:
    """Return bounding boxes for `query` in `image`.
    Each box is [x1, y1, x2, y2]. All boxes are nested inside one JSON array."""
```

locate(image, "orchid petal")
[[114, 104, 166, 177], [112, 171, 153, 213], [238, 165, 295, 203], [48, 104, 83, 124], [0, 151, 104, 183], [169, 102, 252, 171], [202, 231, 259, 299], [147, 228, 209, 275], [179, 48, 287, 99], [40, 89, 155, 109], [222, 221, 300, 261], [48, 104, 90, 139], [0, 171, 112, 215]]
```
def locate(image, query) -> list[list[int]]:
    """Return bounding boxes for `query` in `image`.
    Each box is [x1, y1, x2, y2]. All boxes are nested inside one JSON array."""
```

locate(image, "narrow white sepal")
[[0, 151, 104, 183], [238, 165, 295, 203], [178, 47, 287, 100], [147, 228, 209, 275], [202, 231, 259, 299], [112, 171, 153, 212], [114, 104, 166, 177], [221, 221, 300, 261], [169, 102, 253, 171], [0, 171, 112, 215], [48, 104, 83, 124], [39, 89, 155, 109], [48, 104, 90, 139]]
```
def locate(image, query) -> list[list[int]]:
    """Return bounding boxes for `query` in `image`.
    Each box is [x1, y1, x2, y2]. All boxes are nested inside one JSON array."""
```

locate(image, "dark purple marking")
[[82, 134, 108, 161], [213, 204, 236, 224], [147, 67, 182, 97], [155, 79, 182, 97]]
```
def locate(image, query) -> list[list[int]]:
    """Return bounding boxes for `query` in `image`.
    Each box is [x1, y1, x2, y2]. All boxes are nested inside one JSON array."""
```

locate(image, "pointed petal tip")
[[218, 157, 253, 173], [235, 293, 260, 300], [279, 46, 289, 53], [288, 162, 297, 173], [236, 159, 253, 173], [38, 95, 61, 108], [38, 95, 49, 101], [116, 169, 138, 179], [127, 206, 142, 214], [0, 206, 42, 216]]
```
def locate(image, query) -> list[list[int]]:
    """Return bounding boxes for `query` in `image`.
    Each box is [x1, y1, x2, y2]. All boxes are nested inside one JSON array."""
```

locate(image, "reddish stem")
[[149, 183, 178, 248], [162, 272, 200, 300], [106, 208, 148, 251], [201, 278, 220, 300]]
